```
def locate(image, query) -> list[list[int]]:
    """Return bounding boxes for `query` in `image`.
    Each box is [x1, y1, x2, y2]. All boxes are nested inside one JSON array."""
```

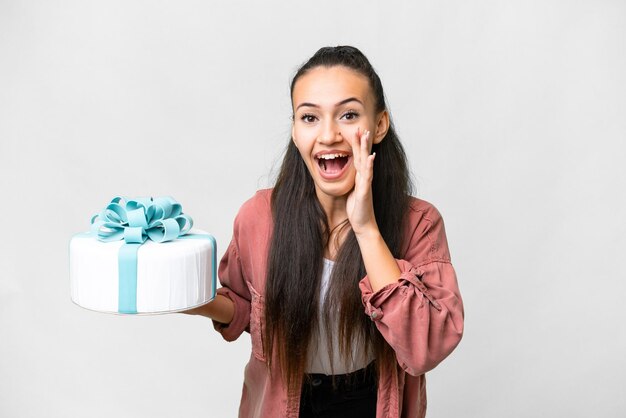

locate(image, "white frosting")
[[69, 228, 216, 315]]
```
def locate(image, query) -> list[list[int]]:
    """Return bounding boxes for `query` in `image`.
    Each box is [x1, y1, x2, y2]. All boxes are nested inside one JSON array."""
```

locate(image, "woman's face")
[[291, 65, 388, 202]]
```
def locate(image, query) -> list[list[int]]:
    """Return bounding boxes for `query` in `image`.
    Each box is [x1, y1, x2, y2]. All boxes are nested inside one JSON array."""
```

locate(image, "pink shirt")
[[212, 189, 464, 418]]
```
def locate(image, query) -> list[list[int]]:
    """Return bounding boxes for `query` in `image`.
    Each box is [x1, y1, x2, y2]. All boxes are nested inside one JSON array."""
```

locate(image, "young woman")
[[184, 45, 464, 418]]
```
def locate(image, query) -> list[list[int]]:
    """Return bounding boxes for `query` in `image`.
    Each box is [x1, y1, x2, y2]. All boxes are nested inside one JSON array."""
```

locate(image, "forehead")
[[292, 66, 372, 107]]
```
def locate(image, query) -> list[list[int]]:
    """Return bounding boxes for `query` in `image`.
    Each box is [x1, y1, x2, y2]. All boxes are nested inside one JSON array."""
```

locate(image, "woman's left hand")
[[346, 128, 378, 236]]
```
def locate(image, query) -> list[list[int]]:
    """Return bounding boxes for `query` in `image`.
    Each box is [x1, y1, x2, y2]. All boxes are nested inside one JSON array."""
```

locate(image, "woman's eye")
[[300, 114, 317, 123], [341, 111, 359, 121]]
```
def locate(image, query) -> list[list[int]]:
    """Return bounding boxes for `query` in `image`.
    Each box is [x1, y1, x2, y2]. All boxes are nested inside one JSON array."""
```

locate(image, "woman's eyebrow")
[[295, 97, 363, 111]]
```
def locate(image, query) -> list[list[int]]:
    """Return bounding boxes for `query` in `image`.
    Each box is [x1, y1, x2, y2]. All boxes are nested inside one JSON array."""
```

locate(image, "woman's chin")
[[313, 181, 355, 201]]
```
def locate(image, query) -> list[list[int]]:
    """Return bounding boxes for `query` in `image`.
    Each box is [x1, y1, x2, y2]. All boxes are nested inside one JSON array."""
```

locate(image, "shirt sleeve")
[[212, 215, 252, 342], [358, 202, 464, 376]]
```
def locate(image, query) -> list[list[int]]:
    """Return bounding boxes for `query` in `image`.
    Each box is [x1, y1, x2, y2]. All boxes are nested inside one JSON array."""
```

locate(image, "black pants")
[[298, 361, 378, 418]]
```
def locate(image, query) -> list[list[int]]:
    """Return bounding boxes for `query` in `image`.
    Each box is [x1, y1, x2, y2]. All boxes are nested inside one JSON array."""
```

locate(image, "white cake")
[[69, 197, 216, 315]]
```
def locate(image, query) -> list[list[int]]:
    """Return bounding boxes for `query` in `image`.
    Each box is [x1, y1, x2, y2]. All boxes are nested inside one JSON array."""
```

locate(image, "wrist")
[[353, 222, 381, 241], [179, 295, 234, 325]]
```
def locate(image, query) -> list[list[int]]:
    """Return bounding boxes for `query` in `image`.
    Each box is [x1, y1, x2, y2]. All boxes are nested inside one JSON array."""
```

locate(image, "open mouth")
[[316, 153, 350, 174]]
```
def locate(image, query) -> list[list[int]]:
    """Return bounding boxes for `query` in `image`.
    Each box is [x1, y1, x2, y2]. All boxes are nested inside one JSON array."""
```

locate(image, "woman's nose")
[[318, 120, 342, 144]]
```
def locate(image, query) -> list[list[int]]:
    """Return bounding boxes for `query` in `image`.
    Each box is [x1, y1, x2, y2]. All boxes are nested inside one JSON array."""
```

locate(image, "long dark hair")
[[264, 45, 413, 393]]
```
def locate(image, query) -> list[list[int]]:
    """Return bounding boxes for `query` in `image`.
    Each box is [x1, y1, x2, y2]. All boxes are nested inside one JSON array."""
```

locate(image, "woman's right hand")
[[179, 294, 235, 325]]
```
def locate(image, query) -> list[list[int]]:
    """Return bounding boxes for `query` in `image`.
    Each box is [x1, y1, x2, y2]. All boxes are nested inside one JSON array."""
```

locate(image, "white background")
[[1, 1, 625, 417]]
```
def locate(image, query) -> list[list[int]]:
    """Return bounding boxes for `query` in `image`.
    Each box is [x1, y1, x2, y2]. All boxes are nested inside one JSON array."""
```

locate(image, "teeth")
[[318, 153, 348, 160]]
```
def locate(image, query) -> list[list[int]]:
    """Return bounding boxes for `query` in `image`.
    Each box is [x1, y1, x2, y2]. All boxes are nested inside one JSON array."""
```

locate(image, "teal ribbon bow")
[[90, 196, 193, 244], [90, 196, 194, 314]]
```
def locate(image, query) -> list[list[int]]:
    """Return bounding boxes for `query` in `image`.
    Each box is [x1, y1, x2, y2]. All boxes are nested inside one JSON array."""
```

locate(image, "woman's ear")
[[373, 110, 390, 144], [291, 124, 298, 148]]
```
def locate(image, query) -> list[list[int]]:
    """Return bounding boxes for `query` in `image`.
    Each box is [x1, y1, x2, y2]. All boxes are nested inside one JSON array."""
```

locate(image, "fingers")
[[350, 129, 375, 189], [360, 130, 372, 174], [352, 128, 371, 169], [367, 152, 376, 172], [361, 129, 369, 160], [351, 127, 362, 167]]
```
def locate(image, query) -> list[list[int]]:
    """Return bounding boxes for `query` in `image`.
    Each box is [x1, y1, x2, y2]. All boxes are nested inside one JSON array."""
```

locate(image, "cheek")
[[292, 128, 314, 149], [339, 126, 356, 139], [292, 138, 315, 169], [339, 124, 369, 142], [294, 145, 309, 163], [292, 138, 308, 154]]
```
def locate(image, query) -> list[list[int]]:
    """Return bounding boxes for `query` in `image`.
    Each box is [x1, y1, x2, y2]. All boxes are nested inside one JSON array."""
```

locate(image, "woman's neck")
[[316, 189, 351, 261], [316, 189, 349, 227]]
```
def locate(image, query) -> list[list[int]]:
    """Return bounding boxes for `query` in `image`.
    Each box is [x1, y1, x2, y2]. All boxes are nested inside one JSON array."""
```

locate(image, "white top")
[[305, 258, 375, 375]]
